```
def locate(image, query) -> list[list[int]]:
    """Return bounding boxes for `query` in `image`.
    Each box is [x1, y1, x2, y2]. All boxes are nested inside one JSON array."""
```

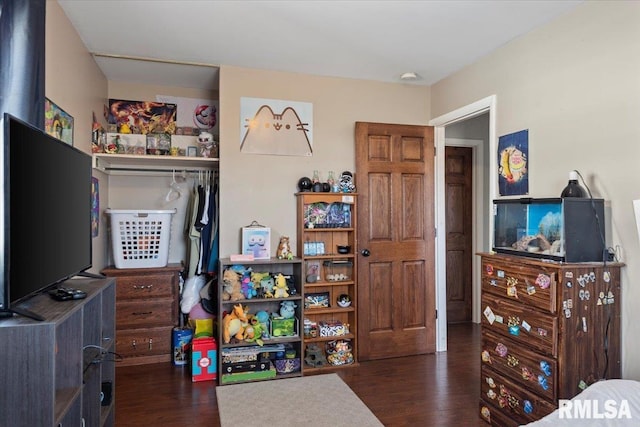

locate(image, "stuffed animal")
[[273, 273, 289, 298], [222, 304, 249, 344], [254, 310, 271, 339], [240, 271, 257, 299], [222, 269, 244, 301], [280, 301, 297, 319], [276, 236, 293, 260], [244, 315, 265, 346], [260, 276, 275, 298]]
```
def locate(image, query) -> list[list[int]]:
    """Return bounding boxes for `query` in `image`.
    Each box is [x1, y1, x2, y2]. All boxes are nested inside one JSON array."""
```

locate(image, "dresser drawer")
[[481, 293, 558, 357], [115, 274, 176, 300], [479, 398, 519, 427], [116, 298, 176, 328], [482, 329, 557, 402], [115, 326, 173, 359], [481, 256, 557, 314], [481, 366, 556, 425]]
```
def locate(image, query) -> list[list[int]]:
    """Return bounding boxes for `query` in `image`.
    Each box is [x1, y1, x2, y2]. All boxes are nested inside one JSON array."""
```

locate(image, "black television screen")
[[1, 113, 92, 318]]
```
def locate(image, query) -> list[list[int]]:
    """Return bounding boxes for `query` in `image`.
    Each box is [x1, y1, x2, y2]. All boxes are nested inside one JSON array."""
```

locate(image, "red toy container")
[[192, 337, 217, 382]]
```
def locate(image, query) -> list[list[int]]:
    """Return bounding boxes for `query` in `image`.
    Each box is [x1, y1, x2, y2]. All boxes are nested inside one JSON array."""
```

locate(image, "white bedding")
[[522, 380, 640, 426]]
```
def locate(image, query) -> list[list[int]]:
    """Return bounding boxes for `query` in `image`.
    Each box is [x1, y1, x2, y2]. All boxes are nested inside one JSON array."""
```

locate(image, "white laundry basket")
[[106, 209, 176, 269]]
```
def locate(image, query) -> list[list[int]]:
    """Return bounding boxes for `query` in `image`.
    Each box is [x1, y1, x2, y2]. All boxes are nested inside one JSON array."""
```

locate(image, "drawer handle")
[[149, 338, 153, 350], [132, 339, 136, 349], [132, 311, 153, 316], [133, 284, 153, 290]]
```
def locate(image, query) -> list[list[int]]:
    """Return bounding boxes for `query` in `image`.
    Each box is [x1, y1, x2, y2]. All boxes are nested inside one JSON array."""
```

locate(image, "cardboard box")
[[192, 337, 217, 382]]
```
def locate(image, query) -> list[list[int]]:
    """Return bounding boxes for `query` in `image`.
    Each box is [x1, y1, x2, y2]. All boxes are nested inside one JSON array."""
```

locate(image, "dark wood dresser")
[[478, 252, 622, 426], [102, 263, 183, 366]]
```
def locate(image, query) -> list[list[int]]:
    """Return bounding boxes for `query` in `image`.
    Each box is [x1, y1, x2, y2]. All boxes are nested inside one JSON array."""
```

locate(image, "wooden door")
[[445, 147, 473, 323], [355, 122, 435, 360]]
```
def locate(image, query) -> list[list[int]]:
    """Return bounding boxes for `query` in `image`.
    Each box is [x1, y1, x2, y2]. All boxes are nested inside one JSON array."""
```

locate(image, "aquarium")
[[493, 198, 607, 262]]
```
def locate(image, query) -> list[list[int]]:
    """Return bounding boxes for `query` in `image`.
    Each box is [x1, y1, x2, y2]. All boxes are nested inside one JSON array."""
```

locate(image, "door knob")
[[361, 249, 370, 257]]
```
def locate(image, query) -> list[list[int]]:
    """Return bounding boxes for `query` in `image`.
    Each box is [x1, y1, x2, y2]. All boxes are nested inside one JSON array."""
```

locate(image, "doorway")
[[430, 95, 496, 351]]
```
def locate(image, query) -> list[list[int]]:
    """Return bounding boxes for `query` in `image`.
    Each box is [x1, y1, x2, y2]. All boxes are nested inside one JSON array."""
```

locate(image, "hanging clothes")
[[206, 177, 219, 274]]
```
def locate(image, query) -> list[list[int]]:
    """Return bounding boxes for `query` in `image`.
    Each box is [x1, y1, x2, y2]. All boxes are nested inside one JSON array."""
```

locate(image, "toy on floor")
[[222, 304, 249, 344]]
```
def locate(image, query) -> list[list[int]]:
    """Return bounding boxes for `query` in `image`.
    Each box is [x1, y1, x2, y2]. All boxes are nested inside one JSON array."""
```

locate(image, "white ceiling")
[[58, 0, 583, 90]]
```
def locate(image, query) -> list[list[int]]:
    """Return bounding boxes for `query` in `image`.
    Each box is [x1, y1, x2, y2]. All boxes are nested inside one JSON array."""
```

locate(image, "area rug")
[[216, 373, 384, 427]]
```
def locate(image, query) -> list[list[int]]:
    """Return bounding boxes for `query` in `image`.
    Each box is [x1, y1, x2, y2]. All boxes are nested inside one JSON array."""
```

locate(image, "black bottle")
[[561, 171, 586, 198]]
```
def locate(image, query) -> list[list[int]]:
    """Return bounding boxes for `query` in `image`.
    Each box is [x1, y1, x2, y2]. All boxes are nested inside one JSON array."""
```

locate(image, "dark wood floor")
[[115, 323, 485, 426]]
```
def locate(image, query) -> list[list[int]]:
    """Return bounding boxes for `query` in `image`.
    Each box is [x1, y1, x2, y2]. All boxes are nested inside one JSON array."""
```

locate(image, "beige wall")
[[45, 1, 109, 273], [432, 1, 640, 379], [218, 65, 430, 258]]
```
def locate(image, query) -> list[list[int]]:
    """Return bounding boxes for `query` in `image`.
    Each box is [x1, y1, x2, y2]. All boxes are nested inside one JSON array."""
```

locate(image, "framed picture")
[[187, 146, 198, 157], [305, 292, 330, 309], [146, 133, 171, 155], [241, 224, 271, 259], [44, 98, 74, 145]]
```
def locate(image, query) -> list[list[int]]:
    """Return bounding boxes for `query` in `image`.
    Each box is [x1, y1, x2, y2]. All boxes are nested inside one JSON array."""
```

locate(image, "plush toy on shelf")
[[222, 304, 249, 344], [276, 236, 294, 260], [279, 301, 297, 319], [222, 269, 244, 301], [273, 273, 289, 298]]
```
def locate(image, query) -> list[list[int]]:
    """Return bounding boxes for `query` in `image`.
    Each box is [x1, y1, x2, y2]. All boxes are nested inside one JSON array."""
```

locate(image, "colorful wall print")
[[156, 95, 218, 135], [107, 99, 177, 134], [498, 129, 529, 196], [91, 177, 99, 237], [240, 97, 312, 156], [44, 98, 74, 145]]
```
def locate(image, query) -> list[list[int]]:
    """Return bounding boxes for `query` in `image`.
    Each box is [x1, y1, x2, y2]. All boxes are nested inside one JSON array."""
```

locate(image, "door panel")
[[356, 122, 435, 360], [445, 146, 473, 323]]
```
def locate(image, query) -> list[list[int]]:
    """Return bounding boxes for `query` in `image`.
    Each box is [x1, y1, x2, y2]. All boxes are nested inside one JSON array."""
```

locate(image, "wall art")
[[240, 97, 312, 156], [498, 129, 529, 196], [44, 98, 74, 145]]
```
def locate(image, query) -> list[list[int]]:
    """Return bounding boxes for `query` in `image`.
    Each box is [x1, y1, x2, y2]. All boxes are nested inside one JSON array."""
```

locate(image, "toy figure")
[[240, 271, 257, 299], [260, 276, 275, 298], [273, 273, 289, 298], [279, 301, 297, 319], [222, 269, 244, 301], [276, 236, 293, 260], [244, 316, 265, 346], [222, 304, 249, 344]]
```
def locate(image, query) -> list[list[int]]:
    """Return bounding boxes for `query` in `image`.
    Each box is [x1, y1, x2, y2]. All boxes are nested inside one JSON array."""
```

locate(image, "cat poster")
[[240, 97, 313, 156]]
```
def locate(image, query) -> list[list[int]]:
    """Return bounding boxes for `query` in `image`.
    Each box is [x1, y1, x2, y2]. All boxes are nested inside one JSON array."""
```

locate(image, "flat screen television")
[[0, 113, 93, 321]]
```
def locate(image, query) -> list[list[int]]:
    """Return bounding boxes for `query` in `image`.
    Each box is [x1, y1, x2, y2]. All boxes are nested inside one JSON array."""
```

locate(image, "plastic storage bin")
[[106, 209, 176, 269]]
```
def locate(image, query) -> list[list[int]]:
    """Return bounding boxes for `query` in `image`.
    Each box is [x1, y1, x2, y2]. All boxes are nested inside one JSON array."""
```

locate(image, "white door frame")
[[430, 95, 497, 352]]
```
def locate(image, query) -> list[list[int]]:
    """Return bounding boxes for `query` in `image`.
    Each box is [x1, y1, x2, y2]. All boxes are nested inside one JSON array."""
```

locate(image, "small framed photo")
[[146, 133, 171, 155], [187, 146, 198, 157], [242, 226, 271, 259]]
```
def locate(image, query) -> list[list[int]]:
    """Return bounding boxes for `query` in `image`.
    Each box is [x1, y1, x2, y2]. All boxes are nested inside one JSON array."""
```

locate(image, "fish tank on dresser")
[[493, 197, 607, 262]]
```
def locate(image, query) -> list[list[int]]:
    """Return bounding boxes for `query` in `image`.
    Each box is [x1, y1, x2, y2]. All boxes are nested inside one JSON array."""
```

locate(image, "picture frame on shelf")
[[241, 223, 271, 260], [305, 292, 330, 309], [187, 146, 198, 157]]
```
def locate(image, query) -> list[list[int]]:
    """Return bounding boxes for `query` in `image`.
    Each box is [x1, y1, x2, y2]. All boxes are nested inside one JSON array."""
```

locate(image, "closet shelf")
[[93, 153, 218, 175]]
